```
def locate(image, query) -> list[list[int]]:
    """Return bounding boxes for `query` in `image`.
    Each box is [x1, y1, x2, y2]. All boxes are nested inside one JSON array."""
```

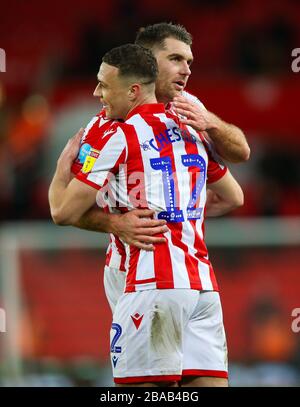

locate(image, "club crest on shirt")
[[82, 148, 100, 173]]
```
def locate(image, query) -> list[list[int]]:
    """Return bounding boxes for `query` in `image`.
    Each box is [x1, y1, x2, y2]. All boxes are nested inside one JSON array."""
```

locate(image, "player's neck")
[[126, 94, 158, 117]]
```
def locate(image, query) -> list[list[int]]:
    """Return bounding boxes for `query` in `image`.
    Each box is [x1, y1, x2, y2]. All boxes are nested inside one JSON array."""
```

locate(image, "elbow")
[[231, 189, 244, 210], [232, 145, 251, 163], [242, 145, 251, 162], [51, 208, 74, 226], [51, 210, 68, 226]]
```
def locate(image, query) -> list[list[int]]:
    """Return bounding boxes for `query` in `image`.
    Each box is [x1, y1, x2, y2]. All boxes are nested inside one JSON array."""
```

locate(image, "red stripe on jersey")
[[105, 244, 112, 267], [76, 175, 101, 190], [209, 263, 219, 291], [71, 161, 83, 175], [133, 277, 156, 284], [114, 236, 126, 271], [125, 245, 141, 292], [154, 240, 174, 289], [114, 374, 181, 384], [190, 218, 209, 259], [182, 369, 228, 378]]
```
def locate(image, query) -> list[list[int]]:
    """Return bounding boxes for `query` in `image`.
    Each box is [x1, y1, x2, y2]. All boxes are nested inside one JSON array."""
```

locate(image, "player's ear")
[[128, 84, 140, 100]]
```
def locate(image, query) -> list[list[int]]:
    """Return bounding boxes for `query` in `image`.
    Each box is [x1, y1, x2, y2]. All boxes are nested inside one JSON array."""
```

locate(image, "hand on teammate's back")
[[110, 209, 169, 251]]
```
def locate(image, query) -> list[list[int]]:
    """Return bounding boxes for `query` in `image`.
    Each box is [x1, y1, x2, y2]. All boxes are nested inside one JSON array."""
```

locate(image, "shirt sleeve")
[[71, 110, 112, 175], [76, 125, 127, 190], [204, 138, 228, 183]]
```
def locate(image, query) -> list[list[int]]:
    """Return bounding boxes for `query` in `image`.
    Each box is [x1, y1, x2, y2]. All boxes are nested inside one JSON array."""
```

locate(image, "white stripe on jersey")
[[107, 235, 122, 270], [81, 116, 99, 143], [198, 263, 214, 290], [87, 127, 127, 187], [136, 250, 155, 281]]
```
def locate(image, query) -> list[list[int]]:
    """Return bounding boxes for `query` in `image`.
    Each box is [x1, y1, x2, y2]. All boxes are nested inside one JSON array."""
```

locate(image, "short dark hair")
[[135, 22, 192, 50], [102, 44, 158, 84]]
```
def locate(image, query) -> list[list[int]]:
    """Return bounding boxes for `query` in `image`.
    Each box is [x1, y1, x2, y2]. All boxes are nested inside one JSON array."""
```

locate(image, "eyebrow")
[[97, 77, 107, 86], [168, 53, 194, 65]]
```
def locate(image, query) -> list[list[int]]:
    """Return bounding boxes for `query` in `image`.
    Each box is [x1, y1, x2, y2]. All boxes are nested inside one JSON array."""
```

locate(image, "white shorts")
[[110, 289, 228, 384], [103, 266, 126, 313]]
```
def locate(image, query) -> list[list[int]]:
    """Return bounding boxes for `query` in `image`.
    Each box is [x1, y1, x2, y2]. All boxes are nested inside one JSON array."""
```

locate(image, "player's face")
[[153, 37, 193, 104], [94, 63, 130, 120]]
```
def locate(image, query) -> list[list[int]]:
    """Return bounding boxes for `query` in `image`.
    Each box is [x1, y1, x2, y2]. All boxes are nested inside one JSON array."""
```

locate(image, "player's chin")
[[174, 88, 184, 97], [171, 88, 184, 100], [104, 107, 113, 119]]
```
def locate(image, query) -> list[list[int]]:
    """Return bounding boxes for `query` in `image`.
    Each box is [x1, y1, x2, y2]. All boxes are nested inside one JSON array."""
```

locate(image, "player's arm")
[[49, 128, 168, 249], [173, 95, 250, 163], [205, 171, 244, 217], [74, 207, 168, 250], [49, 129, 99, 225]]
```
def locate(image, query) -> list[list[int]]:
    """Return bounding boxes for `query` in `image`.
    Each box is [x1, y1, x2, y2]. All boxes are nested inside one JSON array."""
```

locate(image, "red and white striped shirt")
[[76, 103, 227, 292], [71, 110, 127, 271], [72, 91, 212, 273]]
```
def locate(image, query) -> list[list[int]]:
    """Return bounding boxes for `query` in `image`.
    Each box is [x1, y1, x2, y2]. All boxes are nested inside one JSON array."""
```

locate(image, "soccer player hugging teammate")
[[69, 23, 249, 315], [49, 41, 244, 387]]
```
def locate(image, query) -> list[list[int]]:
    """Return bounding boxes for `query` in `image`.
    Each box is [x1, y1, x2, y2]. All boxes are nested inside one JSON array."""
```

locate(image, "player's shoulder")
[[74, 110, 118, 165], [182, 90, 206, 110], [83, 110, 116, 141]]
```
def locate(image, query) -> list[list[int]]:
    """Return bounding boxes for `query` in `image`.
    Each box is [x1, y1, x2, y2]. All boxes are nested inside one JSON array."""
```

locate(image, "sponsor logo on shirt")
[[112, 355, 119, 367], [82, 148, 100, 173], [78, 143, 92, 164], [131, 313, 144, 330], [143, 127, 197, 153]]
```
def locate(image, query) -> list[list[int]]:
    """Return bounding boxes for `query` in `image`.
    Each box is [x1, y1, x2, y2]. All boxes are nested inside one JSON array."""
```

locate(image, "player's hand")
[[58, 128, 84, 166], [173, 96, 219, 132], [110, 209, 169, 251]]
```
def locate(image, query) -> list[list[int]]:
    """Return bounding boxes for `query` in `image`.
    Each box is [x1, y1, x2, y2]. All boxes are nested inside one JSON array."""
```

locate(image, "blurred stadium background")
[[0, 0, 300, 387]]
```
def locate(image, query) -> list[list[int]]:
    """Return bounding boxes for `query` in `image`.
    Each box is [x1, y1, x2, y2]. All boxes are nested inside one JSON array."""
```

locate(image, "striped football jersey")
[[76, 103, 227, 292], [72, 92, 211, 274]]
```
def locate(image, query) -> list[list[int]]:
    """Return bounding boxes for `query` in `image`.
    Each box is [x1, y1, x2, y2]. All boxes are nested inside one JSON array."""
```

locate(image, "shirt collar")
[[125, 103, 166, 121]]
